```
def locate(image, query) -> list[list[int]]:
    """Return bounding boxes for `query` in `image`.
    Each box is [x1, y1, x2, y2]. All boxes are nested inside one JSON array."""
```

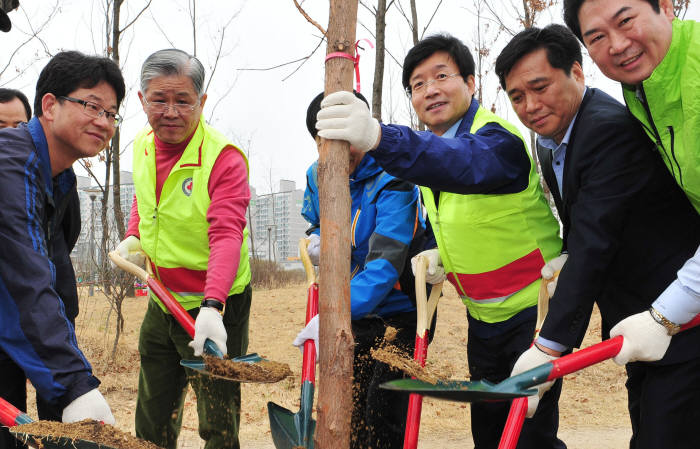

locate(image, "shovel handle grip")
[[0, 397, 33, 427], [146, 278, 195, 338]]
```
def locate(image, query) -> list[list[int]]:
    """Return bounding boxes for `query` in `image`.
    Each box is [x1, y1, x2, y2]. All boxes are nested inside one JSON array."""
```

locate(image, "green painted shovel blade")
[[380, 378, 537, 402]]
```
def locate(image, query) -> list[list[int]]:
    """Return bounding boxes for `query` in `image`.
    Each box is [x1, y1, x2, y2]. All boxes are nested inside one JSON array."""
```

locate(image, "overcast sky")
[[1, 0, 698, 194]]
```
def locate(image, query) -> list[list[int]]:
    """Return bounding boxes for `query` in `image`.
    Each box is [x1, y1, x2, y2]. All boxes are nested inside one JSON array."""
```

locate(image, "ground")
[[26, 283, 631, 448]]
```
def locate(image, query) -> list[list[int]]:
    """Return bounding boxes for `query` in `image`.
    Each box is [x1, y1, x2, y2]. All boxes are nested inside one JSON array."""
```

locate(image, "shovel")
[[403, 255, 442, 449], [498, 271, 558, 449], [383, 313, 700, 403], [108, 251, 263, 381], [0, 396, 119, 449], [496, 310, 700, 449], [267, 238, 318, 449]]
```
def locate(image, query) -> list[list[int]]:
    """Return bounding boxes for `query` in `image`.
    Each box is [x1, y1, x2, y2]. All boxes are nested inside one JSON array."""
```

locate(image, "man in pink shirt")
[[114, 49, 251, 449]]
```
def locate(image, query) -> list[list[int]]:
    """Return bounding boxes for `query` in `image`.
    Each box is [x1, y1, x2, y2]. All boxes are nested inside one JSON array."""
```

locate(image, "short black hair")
[[563, 0, 661, 41], [0, 88, 31, 120], [402, 33, 475, 94], [305, 90, 369, 139], [34, 51, 125, 117], [495, 24, 583, 90]]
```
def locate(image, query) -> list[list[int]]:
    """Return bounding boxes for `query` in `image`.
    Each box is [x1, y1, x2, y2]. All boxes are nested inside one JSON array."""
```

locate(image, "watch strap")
[[201, 298, 225, 316], [649, 307, 681, 336]]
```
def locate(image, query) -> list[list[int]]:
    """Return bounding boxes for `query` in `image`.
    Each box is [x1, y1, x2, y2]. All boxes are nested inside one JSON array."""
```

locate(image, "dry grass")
[[24, 283, 630, 448]]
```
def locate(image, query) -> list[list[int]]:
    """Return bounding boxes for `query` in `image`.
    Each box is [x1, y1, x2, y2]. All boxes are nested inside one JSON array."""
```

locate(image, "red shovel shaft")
[[403, 331, 429, 449], [301, 283, 319, 383], [147, 277, 196, 338], [0, 397, 32, 427]]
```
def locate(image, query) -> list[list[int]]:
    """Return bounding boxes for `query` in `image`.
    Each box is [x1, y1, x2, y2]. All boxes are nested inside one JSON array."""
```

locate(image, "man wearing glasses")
[[113, 49, 251, 449], [316, 34, 565, 448], [0, 50, 124, 447]]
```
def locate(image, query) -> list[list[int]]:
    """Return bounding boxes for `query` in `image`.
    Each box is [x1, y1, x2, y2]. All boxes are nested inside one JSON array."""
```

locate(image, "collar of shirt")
[[441, 117, 464, 138]]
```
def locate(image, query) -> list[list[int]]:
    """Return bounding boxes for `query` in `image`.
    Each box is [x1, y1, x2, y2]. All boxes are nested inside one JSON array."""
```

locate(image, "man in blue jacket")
[[0, 51, 124, 448], [294, 91, 427, 449]]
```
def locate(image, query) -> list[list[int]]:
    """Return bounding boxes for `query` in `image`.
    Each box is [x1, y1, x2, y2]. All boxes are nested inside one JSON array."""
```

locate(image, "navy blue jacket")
[[0, 118, 99, 408], [302, 155, 425, 320]]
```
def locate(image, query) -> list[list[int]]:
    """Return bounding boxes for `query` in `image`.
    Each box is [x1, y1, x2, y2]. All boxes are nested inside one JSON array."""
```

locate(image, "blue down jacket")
[[302, 154, 426, 320]]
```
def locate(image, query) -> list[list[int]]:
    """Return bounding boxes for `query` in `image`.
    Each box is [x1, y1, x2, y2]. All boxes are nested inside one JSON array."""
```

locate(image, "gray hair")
[[140, 49, 206, 97]]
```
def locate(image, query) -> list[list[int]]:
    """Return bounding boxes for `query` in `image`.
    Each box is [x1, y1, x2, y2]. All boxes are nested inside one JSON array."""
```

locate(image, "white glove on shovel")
[[293, 314, 319, 362], [610, 310, 672, 365], [189, 304, 228, 356], [411, 248, 446, 284], [114, 235, 145, 267], [316, 91, 381, 153], [511, 345, 558, 418], [62, 388, 115, 425], [306, 234, 320, 266], [541, 253, 568, 298]]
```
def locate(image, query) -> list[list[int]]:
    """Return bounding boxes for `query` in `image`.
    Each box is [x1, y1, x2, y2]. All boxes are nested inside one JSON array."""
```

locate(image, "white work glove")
[[114, 235, 145, 266], [316, 91, 381, 153], [511, 345, 558, 418], [306, 234, 320, 266], [609, 310, 672, 365], [62, 388, 115, 425], [541, 253, 568, 298], [189, 304, 227, 356], [292, 314, 319, 362], [411, 248, 446, 284]]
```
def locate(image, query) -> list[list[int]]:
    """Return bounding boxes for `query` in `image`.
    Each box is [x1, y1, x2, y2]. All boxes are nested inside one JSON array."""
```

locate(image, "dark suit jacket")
[[537, 88, 700, 364]]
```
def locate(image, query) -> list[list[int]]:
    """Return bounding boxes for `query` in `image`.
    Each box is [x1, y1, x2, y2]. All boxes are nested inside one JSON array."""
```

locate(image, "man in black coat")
[[495, 24, 700, 449]]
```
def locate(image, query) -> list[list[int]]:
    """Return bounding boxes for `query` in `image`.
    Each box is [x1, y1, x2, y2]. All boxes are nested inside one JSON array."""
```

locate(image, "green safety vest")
[[623, 19, 700, 213], [421, 106, 562, 323], [133, 116, 251, 311]]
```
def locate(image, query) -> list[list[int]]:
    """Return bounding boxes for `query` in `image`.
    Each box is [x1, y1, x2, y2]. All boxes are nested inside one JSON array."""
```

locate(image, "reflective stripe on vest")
[[421, 105, 562, 323], [133, 116, 251, 311]]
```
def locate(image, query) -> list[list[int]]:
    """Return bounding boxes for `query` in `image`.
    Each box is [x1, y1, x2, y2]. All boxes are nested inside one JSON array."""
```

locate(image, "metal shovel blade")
[[9, 432, 119, 449], [268, 394, 316, 449], [380, 378, 537, 403]]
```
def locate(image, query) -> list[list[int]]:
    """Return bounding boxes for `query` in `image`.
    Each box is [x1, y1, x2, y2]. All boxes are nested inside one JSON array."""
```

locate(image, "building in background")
[[71, 171, 134, 282], [249, 179, 307, 270]]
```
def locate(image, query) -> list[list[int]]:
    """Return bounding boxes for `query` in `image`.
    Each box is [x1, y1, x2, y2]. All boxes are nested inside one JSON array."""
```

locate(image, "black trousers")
[[350, 312, 417, 449], [0, 353, 63, 449], [467, 316, 567, 449], [626, 356, 700, 449]]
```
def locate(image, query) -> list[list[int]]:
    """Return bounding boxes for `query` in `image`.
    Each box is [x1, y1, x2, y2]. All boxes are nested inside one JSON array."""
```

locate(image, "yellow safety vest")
[[421, 106, 562, 323], [133, 116, 251, 311]]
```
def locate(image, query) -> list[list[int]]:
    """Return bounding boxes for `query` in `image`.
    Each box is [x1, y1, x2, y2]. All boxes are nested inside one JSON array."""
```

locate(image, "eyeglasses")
[[143, 98, 199, 115], [405, 73, 461, 97], [59, 96, 122, 127]]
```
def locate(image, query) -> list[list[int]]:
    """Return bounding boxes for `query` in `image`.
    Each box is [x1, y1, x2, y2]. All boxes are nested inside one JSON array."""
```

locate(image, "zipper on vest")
[[639, 86, 679, 181], [667, 126, 683, 187], [152, 206, 163, 281]]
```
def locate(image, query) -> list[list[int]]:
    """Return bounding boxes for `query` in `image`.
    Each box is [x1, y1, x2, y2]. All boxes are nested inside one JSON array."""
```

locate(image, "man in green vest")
[[316, 34, 566, 449], [113, 49, 252, 449], [562, 0, 700, 369]]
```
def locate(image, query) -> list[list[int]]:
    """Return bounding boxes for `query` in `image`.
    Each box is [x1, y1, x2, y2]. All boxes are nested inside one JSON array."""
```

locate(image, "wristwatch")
[[649, 307, 681, 336], [201, 298, 225, 316]]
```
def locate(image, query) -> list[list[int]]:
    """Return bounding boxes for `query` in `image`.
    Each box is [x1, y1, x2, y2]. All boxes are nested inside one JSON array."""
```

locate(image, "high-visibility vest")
[[421, 106, 562, 323], [133, 116, 251, 311]]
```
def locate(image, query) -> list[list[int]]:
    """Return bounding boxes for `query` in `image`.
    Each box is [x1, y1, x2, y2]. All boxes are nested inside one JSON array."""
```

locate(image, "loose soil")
[[21, 283, 630, 448], [11, 420, 162, 449], [203, 357, 292, 383]]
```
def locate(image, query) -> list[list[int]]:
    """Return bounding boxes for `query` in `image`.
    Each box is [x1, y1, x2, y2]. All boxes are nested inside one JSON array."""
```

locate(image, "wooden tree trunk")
[[316, 1, 358, 447]]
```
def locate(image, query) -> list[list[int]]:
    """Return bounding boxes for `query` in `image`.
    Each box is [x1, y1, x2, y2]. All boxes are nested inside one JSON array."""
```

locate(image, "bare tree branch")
[[147, 8, 176, 48], [293, 0, 327, 35], [120, 0, 153, 33], [420, 0, 444, 39]]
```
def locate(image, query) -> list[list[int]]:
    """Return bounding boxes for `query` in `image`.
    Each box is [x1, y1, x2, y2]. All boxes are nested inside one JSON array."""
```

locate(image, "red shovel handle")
[[299, 238, 319, 384], [0, 397, 33, 427], [109, 251, 196, 338]]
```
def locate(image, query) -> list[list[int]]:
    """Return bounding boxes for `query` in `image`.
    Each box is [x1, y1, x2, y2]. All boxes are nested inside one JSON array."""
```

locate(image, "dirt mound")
[[203, 356, 293, 383], [11, 419, 162, 449]]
